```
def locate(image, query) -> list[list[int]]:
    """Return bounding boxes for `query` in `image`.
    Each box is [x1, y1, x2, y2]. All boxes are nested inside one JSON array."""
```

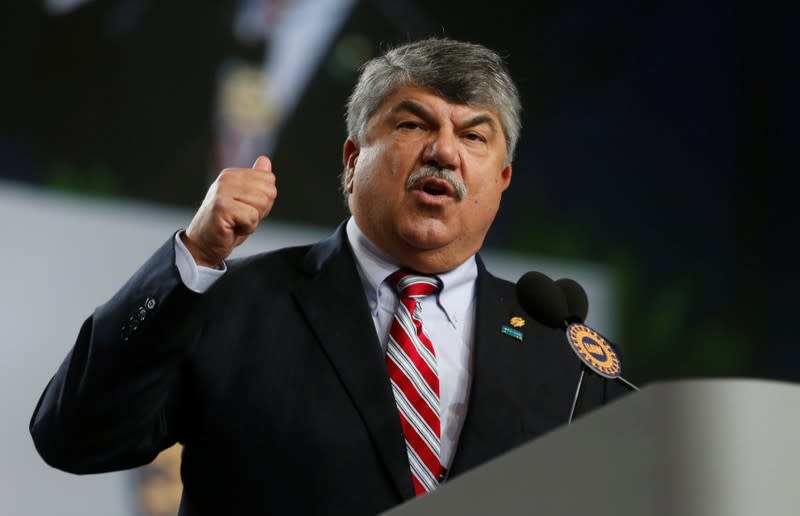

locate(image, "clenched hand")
[[182, 156, 277, 267]]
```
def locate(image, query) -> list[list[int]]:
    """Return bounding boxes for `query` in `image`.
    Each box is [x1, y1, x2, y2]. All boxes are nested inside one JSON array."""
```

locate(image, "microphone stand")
[[567, 366, 640, 425], [568, 366, 586, 425], [616, 376, 640, 392]]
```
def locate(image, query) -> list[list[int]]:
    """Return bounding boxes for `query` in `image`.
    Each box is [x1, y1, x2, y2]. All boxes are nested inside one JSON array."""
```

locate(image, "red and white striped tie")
[[386, 269, 445, 496]]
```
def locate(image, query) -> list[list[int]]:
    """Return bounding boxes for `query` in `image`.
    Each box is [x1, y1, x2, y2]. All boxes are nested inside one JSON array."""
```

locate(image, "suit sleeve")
[[29, 236, 204, 474]]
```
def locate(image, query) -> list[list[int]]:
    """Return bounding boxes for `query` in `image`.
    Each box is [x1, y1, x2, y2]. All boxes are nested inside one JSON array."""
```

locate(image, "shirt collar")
[[346, 217, 399, 297], [345, 217, 478, 317]]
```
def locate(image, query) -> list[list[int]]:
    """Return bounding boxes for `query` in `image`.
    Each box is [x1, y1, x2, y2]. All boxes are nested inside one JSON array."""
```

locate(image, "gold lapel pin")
[[510, 316, 525, 328]]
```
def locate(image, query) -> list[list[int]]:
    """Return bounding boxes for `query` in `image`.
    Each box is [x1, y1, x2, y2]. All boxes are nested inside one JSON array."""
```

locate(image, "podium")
[[381, 379, 800, 516]]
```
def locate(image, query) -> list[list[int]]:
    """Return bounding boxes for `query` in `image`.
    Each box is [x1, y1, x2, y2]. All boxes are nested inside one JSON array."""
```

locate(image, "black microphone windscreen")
[[556, 278, 589, 323], [515, 271, 568, 329]]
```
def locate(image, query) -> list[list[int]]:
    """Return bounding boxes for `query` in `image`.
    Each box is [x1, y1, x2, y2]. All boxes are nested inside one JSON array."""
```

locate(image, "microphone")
[[555, 278, 588, 324], [515, 272, 639, 423], [515, 271, 568, 329]]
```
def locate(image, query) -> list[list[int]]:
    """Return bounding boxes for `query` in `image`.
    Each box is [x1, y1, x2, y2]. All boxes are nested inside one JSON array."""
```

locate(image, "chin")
[[398, 223, 453, 251]]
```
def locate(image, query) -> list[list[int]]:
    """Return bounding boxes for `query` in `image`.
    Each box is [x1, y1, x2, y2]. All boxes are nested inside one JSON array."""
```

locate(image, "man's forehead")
[[380, 85, 501, 123]]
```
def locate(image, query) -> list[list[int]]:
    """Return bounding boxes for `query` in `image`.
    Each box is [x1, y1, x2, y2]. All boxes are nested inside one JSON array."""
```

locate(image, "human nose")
[[422, 129, 460, 170]]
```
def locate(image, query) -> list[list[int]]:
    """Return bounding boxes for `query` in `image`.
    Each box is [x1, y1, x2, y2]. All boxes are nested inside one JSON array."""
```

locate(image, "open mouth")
[[423, 183, 448, 195], [416, 177, 455, 198]]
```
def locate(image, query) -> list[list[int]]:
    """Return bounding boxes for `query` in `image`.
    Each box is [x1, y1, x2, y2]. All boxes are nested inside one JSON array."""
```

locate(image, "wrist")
[[180, 231, 222, 269]]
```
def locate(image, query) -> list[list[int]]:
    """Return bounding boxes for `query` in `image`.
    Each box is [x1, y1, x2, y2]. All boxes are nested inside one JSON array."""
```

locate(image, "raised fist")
[[182, 156, 277, 267]]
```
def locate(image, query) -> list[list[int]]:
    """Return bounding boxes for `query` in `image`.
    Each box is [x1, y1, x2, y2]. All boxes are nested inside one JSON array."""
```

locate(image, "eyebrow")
[[462, 114, 498, 133], [392, 99, 498, 134], [392, 100, 433, 121]]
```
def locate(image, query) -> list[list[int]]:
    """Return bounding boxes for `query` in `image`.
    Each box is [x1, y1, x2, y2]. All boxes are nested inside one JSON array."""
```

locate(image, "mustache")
[[406, 166, 467, 201]]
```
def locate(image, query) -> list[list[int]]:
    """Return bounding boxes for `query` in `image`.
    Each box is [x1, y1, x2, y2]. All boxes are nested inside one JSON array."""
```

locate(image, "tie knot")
[[390, 269, 441, 299]]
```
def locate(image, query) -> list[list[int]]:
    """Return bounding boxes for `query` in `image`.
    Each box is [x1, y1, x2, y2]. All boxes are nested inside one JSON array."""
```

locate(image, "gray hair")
[[345, 37, 522, 163]]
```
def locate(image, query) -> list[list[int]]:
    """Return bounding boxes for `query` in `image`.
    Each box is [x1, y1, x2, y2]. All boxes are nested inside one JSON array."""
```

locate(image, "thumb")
[[252, 155, 272, 172]]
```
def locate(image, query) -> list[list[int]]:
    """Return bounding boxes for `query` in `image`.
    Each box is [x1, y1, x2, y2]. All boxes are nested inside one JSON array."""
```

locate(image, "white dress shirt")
[[174, 219, 477, 468], [174, 233, 227, 293]]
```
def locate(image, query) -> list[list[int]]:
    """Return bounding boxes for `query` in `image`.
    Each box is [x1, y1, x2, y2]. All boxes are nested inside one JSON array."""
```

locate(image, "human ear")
[[500, 163, 512, 191], [343, 138, 360, 171], [342, 138, 360, 193]]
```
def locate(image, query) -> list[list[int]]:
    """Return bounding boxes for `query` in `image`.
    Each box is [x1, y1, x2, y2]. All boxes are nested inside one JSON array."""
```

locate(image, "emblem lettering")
[[582, 337, 608, 361]]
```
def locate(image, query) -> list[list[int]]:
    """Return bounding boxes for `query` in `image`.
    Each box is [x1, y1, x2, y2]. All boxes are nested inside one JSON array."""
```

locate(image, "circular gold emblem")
[[510, 316, 525, 328], [566, 323, 621, 378]]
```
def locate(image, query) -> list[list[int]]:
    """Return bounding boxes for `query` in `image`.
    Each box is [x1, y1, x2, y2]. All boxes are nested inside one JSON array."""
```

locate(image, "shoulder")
[[203, 223, 353, 303], [227, 244, 312, 276], [205, 244, 314, 304]]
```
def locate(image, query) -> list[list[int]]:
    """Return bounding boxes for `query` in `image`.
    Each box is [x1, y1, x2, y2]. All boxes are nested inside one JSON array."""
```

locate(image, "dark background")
[[2, 0, 798, 385]]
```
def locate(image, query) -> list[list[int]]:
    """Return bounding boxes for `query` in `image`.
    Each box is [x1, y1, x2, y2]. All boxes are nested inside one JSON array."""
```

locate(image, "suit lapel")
[[292, 225, 415, 500], [449, 259, 529, 477], [450, 259, 583, 477]]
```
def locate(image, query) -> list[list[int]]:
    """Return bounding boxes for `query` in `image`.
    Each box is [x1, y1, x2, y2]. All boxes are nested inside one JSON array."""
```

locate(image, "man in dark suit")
[[31, 38, 623, 515]]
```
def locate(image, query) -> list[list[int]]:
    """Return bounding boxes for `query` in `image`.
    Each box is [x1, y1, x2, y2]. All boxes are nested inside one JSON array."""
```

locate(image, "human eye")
[[463, 131, 487, 143], [397, 120, 423, 130]]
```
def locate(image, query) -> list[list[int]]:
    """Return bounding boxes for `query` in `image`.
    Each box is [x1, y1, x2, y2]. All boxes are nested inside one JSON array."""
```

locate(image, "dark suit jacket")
[[31, 224, 624, 515]]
